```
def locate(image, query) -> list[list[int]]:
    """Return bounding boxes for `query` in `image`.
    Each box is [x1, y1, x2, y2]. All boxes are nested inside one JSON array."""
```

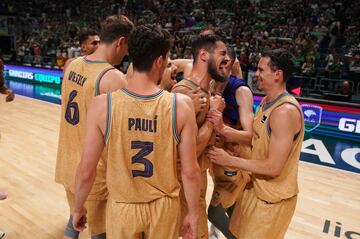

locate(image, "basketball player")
[[206, 47, 253, 239], [72, 24, 201, 239], [0, 59, 14, 102], [208, 48, 304, 239], [79, 31, 101, 56], [159, 59, 178, 91], [55, 15, 134, 239], [63, 30, 101, 71], [171, 34, 230, 239]]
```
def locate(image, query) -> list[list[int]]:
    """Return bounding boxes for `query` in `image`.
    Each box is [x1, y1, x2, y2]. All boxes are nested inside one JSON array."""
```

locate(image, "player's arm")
[[231, 58, 243, 79], [171, 59, 193, 73], [196, 121, 214, 156], [219, 87, 254, 145], [99, 69, 127, 94], [176, 94, 201, 237], [72, 94, 108, 231], [208, 104, 302, 178], [196, 95, 225, 156]]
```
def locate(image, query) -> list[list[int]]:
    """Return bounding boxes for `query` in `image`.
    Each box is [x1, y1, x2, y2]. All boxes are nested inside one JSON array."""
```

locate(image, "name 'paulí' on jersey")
[[68, 71, 87, 86], [128, 115, 158, 133]]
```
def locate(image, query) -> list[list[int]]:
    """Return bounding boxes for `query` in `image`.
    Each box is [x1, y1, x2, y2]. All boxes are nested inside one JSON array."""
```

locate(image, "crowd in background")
[[0, 0, 359, 101]]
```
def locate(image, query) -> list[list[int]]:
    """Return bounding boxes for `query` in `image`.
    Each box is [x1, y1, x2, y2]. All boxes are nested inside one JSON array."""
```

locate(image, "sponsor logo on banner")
[[302, 104, 323, 132], [338, 118, 360, 134]]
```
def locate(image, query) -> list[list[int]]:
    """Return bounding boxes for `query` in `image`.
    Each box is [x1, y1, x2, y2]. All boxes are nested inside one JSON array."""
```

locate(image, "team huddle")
[[55, 14, 304, 239]]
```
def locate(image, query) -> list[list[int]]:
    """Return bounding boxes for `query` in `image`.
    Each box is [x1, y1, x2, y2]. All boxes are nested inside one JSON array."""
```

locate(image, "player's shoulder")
[[69, 56, 84, 65], [103, 68, 125, 79], [101, 68, 127, 91], [171, 82, 194, 94], [64, 57, 82, 73], [272, 102, 301, 121], [236, 85, 252, 96], [174, 92, 193, 110]]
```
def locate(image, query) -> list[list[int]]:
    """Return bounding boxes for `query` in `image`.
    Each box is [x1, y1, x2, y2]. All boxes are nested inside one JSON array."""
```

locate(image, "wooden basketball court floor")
[[0, 95, 359, 239]]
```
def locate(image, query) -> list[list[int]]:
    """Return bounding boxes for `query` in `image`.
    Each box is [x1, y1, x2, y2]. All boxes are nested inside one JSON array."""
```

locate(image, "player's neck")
[[265, 86, 287, 103], [188, 66, 212, 90], [126, 71, 160, 95], [85, 45, 108, 62]]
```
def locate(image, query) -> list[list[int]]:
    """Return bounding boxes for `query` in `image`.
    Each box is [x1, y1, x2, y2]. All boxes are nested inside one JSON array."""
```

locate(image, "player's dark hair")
[[191, 34, 224, 63], [261, 48, 295, 82], [128, 24, 173, 72], [78, 30, 98, 45]]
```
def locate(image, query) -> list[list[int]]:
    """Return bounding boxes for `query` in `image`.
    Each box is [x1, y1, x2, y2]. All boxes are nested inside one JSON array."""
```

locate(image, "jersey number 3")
[[65, 90, 80, 125], [131, 141, 154, 178]]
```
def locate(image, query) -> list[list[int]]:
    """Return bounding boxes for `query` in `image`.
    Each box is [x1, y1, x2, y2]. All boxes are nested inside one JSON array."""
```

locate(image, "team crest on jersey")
[[302, 104, 323, 132]]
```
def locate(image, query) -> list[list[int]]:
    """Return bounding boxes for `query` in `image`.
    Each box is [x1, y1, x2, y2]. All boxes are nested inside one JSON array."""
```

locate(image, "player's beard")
[[208, 57, 227, 82], [255, 78, 262, 91]]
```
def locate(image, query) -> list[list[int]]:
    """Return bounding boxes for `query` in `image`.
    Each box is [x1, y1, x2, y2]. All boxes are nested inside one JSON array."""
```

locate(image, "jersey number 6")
[[65, 90, 80, 125]]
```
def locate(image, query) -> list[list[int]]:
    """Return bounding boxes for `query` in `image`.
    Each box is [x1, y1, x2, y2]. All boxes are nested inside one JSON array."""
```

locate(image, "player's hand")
[[181, 212, 198, 239], [207, 146, 233, 167], [72, 206, 87, 232], [186, 88, 207, 114], [214, 133, 225, 148], [206, 109, 224, 134], [6, 91, 15, 102], [209, 95, 225, 112]]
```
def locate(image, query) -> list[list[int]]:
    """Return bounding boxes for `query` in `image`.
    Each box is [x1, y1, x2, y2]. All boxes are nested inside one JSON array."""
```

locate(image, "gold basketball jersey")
[[172, 79, 210, 127], [212, 123, 252, 176], [105, 89, 180, 203], [172, 79, 211, 170], [210, 116, 252, 208], [252, 93, 304, 203], [55, 56, 113, 197]]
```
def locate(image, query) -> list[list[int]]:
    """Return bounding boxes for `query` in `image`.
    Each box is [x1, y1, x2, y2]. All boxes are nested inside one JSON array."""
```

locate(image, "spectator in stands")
[[17, 44, 25, 62], [239, 51, 249, 74], [325, 79, 352, 102], [23, 49, 33, 65], [301, 55, 315, 77], [294, 48, 305, 75], [326, 53, 343, 79], [55, 51, 68, 70], [32, 42, 42, 65], [349, 52, 360, 73], [337, 80, 352, 101], [247, 53, 258, 91]]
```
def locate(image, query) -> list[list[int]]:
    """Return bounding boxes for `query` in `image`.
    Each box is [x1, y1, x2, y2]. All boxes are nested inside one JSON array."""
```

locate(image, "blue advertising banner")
[[4, 64, 62, 85], [6, 80, 61, 104]]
